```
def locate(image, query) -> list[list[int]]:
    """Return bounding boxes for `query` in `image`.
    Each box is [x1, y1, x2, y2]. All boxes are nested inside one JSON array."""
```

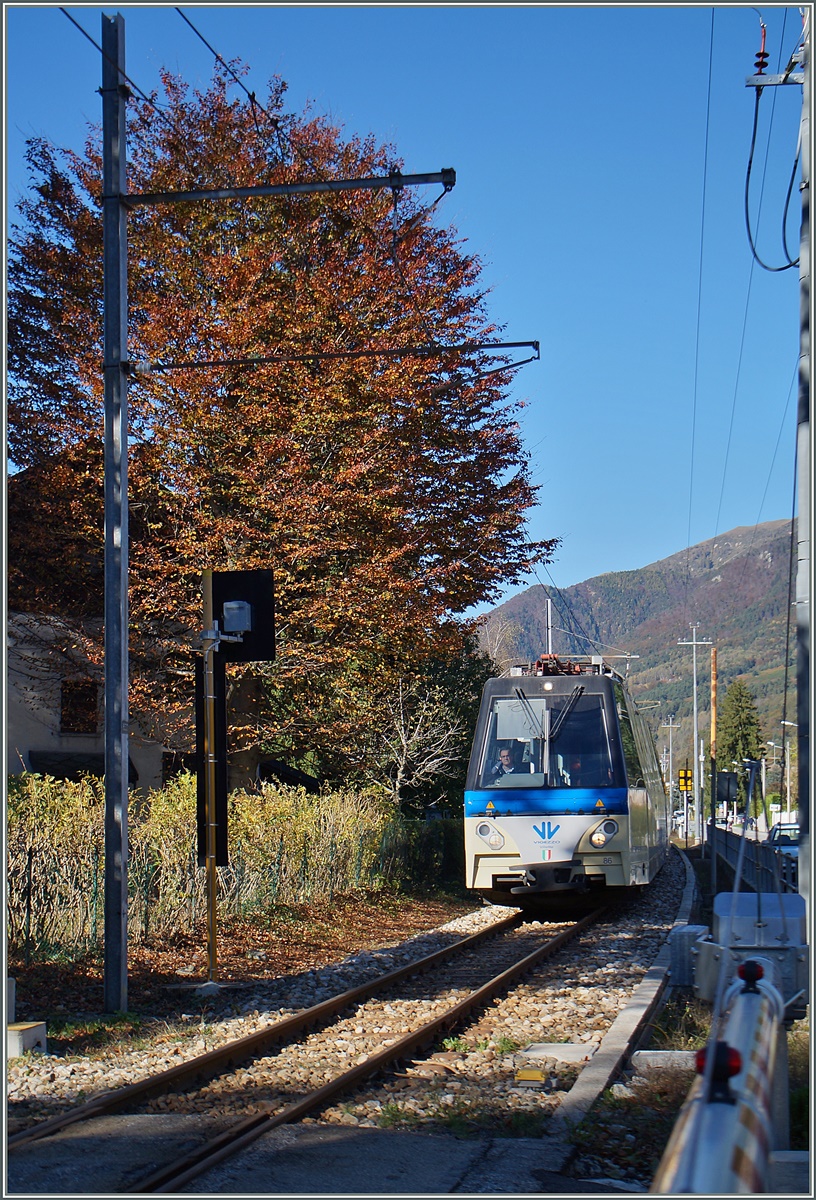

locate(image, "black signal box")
[[211, 569, 275, 663], [717, 771, 738, 805]]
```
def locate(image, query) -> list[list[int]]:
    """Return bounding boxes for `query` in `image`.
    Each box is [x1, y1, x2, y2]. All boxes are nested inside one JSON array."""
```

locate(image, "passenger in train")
[[565, 755, 614, 787]]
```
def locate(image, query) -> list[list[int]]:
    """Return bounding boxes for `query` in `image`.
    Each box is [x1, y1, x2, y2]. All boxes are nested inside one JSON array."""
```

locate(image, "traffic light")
[[679, 768, 693, 792]]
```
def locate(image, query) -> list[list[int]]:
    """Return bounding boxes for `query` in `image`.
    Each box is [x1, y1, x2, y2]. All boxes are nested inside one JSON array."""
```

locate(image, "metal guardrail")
[[651, 956, 788, 1193], [708, 827, 798, 893], [657, 754, 806, 1192], [652, 875, 808, 1195]]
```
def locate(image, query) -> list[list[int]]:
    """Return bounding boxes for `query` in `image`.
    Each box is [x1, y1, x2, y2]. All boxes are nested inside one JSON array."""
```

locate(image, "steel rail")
[[130, 907, 607, 1194], [8, 911, 522, 1150]]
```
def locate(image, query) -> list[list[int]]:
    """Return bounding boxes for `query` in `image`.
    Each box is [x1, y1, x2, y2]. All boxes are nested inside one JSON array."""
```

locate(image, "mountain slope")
[[481, 520, 797, 765]]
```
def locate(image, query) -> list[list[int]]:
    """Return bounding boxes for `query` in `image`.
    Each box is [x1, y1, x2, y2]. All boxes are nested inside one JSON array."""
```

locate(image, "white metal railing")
[[650, 880, 808, 1194], [709, 826, 798, 892], [650, 956, 788, 1193]]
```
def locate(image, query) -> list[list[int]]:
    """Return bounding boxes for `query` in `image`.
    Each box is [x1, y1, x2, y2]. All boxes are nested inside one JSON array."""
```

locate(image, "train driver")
[[491, 745, 522, 778]]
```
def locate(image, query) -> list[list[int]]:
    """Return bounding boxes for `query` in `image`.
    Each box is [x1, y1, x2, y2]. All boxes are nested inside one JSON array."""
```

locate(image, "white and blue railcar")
[[464, 654, 670, 913]]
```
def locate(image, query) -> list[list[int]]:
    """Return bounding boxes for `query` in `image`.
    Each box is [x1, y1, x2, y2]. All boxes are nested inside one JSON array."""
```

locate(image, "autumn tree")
[[7, 64, 556, 786], [717, 679, 764, 811], [478, 612, 526, 673]]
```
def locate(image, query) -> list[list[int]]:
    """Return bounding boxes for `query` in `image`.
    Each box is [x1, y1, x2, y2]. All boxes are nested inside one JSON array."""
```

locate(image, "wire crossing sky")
[[5, 4, 805, 600]]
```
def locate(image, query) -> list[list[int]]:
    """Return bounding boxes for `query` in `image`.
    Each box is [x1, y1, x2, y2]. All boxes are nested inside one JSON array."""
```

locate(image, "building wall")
[[6, 612, 165, 792]]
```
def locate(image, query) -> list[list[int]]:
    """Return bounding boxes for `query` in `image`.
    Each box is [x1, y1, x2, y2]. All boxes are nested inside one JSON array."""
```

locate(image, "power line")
[[549, 623, 633, 657], [175, 7, 271, 118], [713, 257, 757, 535], [722, 361, 798, 603], [58, 6, 209, 185], [749, 360, 798, 528], [744, 7, 800, 272], [172, 7, 459, 347], [528, 562, 614, 660], [745, 89, 799, 272], [59, 8, 175, 134], [714, 8, 796, 534]]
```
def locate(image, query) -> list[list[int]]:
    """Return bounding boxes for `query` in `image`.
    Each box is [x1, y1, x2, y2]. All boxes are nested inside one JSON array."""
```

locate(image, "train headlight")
[[589, 819, 619, 848], [477, 822, 505, 850]]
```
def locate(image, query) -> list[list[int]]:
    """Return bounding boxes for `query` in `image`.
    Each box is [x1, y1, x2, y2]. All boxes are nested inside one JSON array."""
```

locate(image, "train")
[[464, 653, 671, 914]]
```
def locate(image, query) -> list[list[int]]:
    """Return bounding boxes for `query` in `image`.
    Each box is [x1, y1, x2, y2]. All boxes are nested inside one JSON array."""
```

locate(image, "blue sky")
[[5, 4, 806, 603]]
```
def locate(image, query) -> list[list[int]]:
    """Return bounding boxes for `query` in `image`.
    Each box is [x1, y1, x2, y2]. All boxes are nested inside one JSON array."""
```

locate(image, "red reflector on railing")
[[738, 960, 764, 983], [695, 1042, 742, 1078]]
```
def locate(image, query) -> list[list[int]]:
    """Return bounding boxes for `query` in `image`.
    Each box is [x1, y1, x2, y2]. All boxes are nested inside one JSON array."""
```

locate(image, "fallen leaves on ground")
[[9, 892, 475, 1027]]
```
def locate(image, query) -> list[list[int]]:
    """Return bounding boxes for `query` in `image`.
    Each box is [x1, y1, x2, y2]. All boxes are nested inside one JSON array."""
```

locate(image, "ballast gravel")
[[8, 848, 687, 1151]]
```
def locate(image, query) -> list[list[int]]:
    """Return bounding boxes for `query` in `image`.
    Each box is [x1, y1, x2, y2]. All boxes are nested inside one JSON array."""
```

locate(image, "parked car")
[[766, 822, 799, 857]]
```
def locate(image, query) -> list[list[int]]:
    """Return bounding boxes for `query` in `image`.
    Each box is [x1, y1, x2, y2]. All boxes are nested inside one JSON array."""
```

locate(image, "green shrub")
[[7, 772, 464, 960]]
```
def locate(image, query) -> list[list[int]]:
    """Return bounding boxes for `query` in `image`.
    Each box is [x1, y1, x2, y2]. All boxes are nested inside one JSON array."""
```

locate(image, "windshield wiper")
[[549, 685, 585, 744], [514, 687, 546, 739]]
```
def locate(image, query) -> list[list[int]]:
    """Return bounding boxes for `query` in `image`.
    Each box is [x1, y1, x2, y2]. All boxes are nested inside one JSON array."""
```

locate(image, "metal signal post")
[[201, 571, 220, 982], [99, 10, 460, 1010], [195, 569, 274, 982], [102, 12, 130, 1013]]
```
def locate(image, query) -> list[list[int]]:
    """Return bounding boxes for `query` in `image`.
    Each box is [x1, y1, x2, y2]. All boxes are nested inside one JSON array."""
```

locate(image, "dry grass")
[[570, 1067, 696, 1187], [8, 772, 465, 958]]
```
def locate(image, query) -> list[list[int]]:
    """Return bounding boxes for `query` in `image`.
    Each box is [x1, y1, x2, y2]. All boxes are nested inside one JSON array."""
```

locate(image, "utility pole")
[[746, 6, 810, 922], [662, 713, 685, 843], [710, 646, 717, 894], [782, 719, 797, 820], [678, 624, 712, 847], [102, 12, 129, 1013], [661, 714, 678, 805], [99, 11, 462, 1010], [795, 13, 810, 918]]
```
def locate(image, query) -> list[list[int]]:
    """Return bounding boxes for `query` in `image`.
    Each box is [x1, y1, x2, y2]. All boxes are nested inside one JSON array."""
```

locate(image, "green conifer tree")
[[717, 679, 764, 812]]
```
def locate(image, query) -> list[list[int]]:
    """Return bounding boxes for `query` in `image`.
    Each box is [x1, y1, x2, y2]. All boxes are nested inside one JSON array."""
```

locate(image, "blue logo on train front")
[[532, 821, 561, 841]]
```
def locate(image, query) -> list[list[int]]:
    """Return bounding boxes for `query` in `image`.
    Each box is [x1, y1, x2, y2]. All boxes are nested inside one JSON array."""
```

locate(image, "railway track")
[[9, 907, 606, 1194]]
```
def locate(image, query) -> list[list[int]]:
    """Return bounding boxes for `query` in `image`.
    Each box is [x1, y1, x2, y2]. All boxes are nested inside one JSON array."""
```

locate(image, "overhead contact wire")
[[529, 563, 620, 661], [59, 8, 178, 136], [174, 7, 468, 379]]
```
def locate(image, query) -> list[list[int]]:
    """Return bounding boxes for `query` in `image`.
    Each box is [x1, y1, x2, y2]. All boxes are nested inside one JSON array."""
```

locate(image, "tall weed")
[[7, 772, 462, 959]]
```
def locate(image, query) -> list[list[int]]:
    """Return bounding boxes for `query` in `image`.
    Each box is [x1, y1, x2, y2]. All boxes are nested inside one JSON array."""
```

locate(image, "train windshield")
[[477, 687, 623, 789]]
